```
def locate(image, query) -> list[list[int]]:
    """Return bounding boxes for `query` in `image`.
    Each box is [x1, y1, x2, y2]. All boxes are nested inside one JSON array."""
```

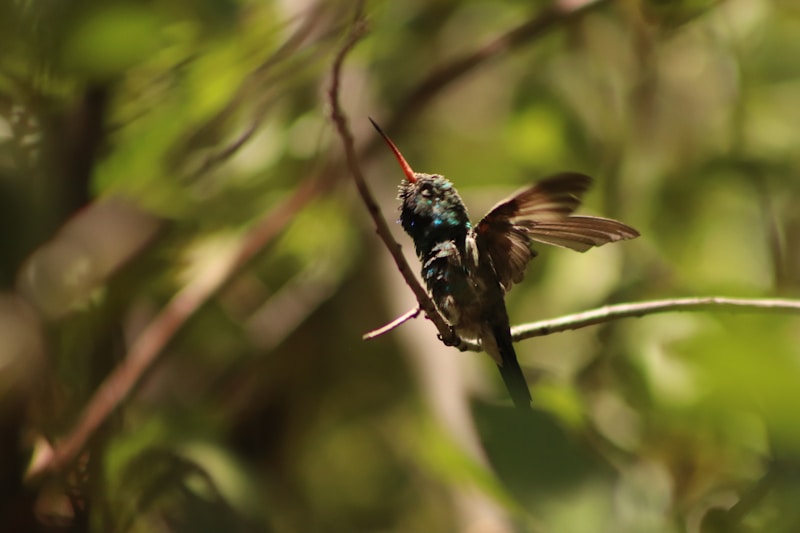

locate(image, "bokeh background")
[[2, 0, 800, 531]]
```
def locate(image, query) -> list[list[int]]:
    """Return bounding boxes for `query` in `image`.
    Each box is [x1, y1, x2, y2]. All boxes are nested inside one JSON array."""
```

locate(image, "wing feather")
[[522, 216, 639, 252], [475, 173, 638, 291]]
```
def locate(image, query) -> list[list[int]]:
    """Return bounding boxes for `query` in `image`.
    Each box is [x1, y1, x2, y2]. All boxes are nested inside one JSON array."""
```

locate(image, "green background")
[[1, 0, 800, 531]]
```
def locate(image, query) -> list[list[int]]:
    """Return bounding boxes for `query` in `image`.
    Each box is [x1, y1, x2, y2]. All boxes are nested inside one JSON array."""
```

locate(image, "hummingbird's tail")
[[486, 323, 532, 410]]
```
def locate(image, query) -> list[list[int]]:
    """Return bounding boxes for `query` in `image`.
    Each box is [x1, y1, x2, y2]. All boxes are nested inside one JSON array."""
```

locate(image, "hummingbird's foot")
[[438, 326, 468, 351]]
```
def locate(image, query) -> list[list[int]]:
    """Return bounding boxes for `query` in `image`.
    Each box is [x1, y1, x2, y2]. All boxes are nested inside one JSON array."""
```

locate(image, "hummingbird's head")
[[397, 173, 469, 231], [370, 118, 470, 254]]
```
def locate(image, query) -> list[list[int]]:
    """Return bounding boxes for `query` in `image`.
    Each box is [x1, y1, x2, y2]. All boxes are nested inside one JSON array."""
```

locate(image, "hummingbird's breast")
[[420, 231, 502, 342], [399, 175, 502, 341]]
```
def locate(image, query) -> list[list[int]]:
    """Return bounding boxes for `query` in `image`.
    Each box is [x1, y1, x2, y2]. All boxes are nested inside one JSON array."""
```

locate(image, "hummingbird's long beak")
[[369, 118, 417, 183]]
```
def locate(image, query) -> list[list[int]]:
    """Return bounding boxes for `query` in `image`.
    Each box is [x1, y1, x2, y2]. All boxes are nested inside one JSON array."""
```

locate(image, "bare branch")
[[378, 296, 800, 352], [363, 307, 421, 340], [327, 15, 464, 348], [509, 296, 800, 341]]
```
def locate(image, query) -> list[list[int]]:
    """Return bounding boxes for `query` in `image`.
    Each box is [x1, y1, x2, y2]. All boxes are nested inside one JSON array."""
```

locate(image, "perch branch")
[[366, 296, 800, 351], [509, 296, 800, 341], [327, 17, 463, 348]]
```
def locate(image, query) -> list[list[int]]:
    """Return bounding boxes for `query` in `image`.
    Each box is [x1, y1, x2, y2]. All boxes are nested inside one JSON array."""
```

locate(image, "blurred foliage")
[[1, 0, 800, 532]]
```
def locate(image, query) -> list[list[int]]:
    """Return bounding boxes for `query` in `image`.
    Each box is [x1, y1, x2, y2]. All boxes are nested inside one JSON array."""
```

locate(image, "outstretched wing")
[[475, 173, 639, 291]]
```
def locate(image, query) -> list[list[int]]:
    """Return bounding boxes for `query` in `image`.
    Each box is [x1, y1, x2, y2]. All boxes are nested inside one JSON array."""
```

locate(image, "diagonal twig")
[[327, 16, 463, 348], [362, 307, 420, 340]]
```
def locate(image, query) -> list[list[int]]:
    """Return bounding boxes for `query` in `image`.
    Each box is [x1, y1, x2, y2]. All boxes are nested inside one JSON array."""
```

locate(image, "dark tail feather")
[[491, 324, 532, 410]]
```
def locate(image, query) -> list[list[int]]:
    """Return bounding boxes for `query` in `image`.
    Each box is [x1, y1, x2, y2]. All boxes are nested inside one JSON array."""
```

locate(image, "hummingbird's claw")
[[438, 326, 465, 350]]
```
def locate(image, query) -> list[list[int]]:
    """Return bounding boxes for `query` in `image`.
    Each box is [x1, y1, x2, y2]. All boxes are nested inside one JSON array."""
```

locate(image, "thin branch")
[[327, 15, 463, 348], [369, 296, 800, 351], [509, 296, 800, 342], [363, 307, 420, 340]]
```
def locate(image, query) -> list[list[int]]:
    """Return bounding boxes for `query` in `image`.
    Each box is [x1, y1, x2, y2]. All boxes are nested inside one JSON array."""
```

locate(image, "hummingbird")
[[370, 119, 639, 410]]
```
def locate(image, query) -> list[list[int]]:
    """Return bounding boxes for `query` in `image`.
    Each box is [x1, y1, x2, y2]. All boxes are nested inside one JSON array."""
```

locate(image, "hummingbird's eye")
[[419, 184, 433, 198]]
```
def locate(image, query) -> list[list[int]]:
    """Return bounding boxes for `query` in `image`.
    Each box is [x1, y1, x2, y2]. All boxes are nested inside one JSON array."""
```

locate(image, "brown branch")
[[362, 307, 420, 340], [369, 296, 800, 351], [327, 17, 464, 348], [509, 296, 800, 342]]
